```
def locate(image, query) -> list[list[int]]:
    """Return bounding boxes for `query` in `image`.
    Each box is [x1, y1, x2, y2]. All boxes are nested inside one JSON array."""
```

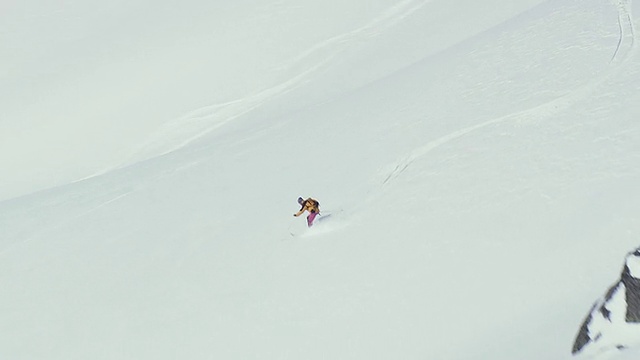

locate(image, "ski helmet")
[[298, 197, 304, 205]]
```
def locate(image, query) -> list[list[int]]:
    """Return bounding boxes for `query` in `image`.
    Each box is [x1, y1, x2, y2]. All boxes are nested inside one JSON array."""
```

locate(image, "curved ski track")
[[380, 0, 636, 187]]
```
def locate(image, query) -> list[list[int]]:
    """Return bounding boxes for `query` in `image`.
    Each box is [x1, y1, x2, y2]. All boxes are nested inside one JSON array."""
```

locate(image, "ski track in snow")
[[281, 0, 431, 68], [122, 0, 431, 168], [380, 0, 636, 187], [611, 0, 636, 62], [120, 64, 324, 166], [0, 189, 133, 257]]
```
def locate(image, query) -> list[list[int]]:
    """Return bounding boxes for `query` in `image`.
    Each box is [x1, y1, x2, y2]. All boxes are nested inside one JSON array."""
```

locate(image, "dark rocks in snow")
[[573, 246, 640, 356], [573, 306, 596, 354], [622, 264, 640, 323]]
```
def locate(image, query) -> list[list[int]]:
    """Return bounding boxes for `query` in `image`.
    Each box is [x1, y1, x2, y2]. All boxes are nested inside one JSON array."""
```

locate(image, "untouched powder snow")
[[1, 0, 640, 359]]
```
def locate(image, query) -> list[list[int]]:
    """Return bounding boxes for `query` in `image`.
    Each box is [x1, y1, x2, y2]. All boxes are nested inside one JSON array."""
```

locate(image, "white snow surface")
[[628, 252, 640, 278], [2, 0, 640, 359]]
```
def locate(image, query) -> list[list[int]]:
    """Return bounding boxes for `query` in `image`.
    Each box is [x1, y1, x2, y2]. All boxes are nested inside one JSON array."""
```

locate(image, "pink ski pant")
[[307, 212, 318, 227]]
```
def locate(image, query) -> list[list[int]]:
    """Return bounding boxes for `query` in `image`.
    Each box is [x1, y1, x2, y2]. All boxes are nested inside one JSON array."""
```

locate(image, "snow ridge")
[[121, 0, 431, 168]]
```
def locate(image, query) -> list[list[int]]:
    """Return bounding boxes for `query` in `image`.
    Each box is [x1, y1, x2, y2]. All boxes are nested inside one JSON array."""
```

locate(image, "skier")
[[294, 197, 320, 227]]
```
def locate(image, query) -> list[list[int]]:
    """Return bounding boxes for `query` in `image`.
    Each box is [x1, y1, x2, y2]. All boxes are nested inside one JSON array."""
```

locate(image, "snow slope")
[[0, 0, 546, 200], [2, 0, 640, 359]]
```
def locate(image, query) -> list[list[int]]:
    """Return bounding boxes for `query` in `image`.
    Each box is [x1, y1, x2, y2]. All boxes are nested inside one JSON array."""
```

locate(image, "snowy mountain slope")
[[2, 0, 640, 359], [1, 0, 546, 201]]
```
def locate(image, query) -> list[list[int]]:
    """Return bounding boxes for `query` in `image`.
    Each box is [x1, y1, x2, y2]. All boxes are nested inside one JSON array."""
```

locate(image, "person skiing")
[[294, 197, 320, 227]]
